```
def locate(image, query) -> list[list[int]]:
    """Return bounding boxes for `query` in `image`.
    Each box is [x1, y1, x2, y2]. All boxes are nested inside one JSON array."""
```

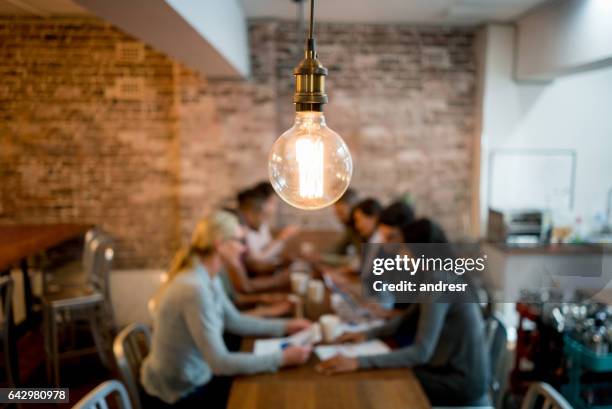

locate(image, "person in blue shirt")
[[141, 211, 311, 408]]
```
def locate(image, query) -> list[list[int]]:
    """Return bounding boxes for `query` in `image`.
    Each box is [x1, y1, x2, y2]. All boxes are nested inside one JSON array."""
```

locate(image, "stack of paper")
[[253, 324, 322, 355], [340, 319, 384, 334], [314, 340, 390, 361]]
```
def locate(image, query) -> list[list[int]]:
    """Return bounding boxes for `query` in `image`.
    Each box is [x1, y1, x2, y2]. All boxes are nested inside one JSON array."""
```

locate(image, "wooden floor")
[[15, 326, 111, 408]]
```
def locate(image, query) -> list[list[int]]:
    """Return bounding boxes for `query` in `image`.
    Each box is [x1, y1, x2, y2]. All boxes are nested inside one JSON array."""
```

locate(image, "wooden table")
[[228, 338, 430, 409], [230, 235, 430, 409], [0, 224, 92, 271]]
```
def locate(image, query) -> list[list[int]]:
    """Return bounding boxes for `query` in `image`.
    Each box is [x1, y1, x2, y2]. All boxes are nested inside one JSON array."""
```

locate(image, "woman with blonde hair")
[[141, 211, 311, 408]]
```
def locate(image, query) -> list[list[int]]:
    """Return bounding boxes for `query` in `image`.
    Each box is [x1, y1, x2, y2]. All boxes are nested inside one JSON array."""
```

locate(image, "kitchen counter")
[[486, 242, 609, 255]]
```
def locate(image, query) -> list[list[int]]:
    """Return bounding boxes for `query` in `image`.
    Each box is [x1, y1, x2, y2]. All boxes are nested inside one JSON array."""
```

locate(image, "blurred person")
[[218, 268, 294, 318], [351, 198, 383, 243], [317, 218, 490, 407], [332, 188, 361, 255], [238, 187, 299, 274], [320, 198, 384, 279], [219, 207, 290, 294], [252, 181, 279, 224], [375, 200, 416, 243], [141, 211, 311, 408], [311, 189, 362, 280], [323, 199, 417, 305]]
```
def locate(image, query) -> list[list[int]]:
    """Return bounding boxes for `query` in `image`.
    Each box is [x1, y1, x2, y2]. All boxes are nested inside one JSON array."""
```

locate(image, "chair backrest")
[[520, 382, 573, 409], [98, 241, 117, 332], [89, 235, 113, 288], [0, 277, 15, 387], [0, 276, 14, 335], [92, 240, 114, 290], [72, 379, 131, 409], [82, 227, 103, 277], [113, 324, 151, 409], [486, 315, 509, 408]]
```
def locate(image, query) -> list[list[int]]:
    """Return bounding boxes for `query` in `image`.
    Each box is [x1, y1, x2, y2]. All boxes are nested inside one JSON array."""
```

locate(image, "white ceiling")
[[0, 0, 88, 15], [0, 0, 548, 24], [242, 0, 549, 25]]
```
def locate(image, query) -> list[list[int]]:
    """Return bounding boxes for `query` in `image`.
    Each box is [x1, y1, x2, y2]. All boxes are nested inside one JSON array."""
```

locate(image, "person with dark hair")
[[252, 182, 279, 225], [402, 218, 448, 243], [237, 188, 266, 229], [351, 198, 383, 242], [237, 186, 298, 275], [319, 195, 382, 281], [332, 188, 361, 255], [318, 217, 490, 407], [211, 209, 290, 313], [376, 200, 415, 243], [334, 188, 359, 226], [253, 181, 274, 197]]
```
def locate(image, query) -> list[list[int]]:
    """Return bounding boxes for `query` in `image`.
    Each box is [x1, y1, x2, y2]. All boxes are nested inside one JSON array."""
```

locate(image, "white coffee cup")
[[290, 272, 309, 295], [307, 279, 325, 303], [319, 314, 341, 343]]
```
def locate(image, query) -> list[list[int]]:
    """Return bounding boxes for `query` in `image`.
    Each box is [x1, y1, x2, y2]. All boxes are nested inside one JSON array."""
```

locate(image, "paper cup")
[[319, 314, 341, 343], [287, 294, 304, 318], [290, 272, 309, 295], [307, 279, 325, 303]]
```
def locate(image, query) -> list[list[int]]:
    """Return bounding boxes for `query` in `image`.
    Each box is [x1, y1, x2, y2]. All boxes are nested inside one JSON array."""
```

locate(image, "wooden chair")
[[72, 380, 131, 409], [113, 324, 151, 409]]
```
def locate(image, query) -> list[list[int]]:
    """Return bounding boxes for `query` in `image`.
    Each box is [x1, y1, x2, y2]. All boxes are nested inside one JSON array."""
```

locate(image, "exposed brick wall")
[[0, 16, 476, 268], [0, 16, 181, 268]]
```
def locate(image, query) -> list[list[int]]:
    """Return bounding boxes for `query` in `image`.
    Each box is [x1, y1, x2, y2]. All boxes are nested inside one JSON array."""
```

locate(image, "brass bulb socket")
[[293, 40, 328, 112]]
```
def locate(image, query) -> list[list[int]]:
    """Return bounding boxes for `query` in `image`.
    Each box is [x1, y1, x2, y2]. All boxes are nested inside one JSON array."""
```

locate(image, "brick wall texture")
[[0, 16, 477, 269]]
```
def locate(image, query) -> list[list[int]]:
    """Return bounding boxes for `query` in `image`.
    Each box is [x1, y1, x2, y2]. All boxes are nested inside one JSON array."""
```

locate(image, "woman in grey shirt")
[[141, 211, 311, 408], [318, 209, 490, 407]]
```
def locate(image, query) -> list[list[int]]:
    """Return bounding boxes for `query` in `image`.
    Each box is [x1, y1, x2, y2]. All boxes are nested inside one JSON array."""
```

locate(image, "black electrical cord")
[[309, 0, 315, 39]]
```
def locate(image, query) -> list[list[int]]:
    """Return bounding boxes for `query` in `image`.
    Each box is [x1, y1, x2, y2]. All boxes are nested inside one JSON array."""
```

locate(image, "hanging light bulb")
[[268, 0, 352, 210]]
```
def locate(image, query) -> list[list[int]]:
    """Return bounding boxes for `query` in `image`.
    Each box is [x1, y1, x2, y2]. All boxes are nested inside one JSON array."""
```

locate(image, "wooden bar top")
[[0, 223, 91, 271], [227, 338, 431, 409]]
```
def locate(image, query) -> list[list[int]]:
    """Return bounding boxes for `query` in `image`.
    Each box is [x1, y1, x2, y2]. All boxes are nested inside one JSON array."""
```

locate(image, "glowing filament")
[[296, 138, 324, 198]]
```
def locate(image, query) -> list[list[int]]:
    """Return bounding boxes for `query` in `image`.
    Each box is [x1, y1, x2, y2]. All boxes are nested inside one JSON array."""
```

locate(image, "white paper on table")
[[290, 322, 322, 345], [314, 340, 390, 361], [253, 324, 322, 356], [339, 319, 384, 334]]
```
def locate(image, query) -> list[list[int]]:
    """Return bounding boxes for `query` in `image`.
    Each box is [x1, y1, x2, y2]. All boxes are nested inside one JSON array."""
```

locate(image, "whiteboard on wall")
[[488, 150, 575, 211]]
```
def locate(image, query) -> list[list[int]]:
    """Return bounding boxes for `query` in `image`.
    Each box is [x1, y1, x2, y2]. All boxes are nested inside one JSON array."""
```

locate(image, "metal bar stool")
[[0, 276, 18, 387], [43, 239, 115, 387], [44, 227, 107, 293]]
